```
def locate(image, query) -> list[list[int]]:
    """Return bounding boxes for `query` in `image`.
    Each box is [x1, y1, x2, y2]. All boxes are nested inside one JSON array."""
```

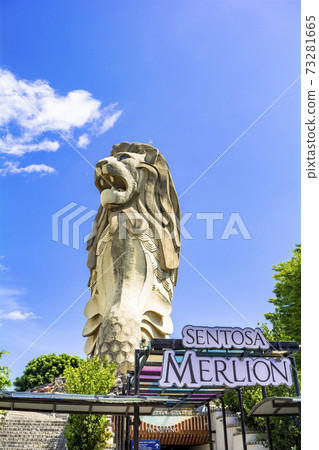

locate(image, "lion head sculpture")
[[83, 142, 180, 374]]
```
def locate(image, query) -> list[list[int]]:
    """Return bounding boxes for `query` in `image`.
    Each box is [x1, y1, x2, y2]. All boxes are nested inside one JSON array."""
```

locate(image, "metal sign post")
[[206, 402, 214, 450], [133, 406, 140, 450], [220, 397, 228, 450], [262, 386, 273, 450], [237, 388, 247, 450]]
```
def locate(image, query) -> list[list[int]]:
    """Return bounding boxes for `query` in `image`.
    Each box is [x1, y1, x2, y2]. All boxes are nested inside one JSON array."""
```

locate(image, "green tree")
[[64, 356, 117, 450], [224, 322, 301, 449], [14, 353, 83, 391], [223, 247, 301, 449], [224, 386, 300, 450], [265, 245, 301, 351], [0, 351, 11, 391]]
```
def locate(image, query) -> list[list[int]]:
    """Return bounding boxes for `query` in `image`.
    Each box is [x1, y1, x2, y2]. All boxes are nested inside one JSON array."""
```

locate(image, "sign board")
[[131, 440, 161, 449], [158, 325, 293, 389], [182, 326, 270, 350]]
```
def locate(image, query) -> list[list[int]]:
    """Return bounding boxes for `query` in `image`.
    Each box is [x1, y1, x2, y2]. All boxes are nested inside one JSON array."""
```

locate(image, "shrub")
[[64, 356, 117, 450]]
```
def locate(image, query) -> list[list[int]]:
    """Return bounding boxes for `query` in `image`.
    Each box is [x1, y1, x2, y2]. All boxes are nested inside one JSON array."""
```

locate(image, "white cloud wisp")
[[0, 69, 123, 174], [0, 286, 39, 324], [1, 310, 38, 320]]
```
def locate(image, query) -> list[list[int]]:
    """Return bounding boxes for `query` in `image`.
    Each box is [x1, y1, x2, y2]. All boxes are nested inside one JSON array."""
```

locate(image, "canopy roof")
[[248, 396, 301, 417], [0, 392, 171, 416]]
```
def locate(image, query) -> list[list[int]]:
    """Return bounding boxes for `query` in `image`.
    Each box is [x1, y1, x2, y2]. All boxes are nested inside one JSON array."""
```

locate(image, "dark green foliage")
[[268, 416, 301, 450], [224, 323, 301, 449], [14, 353, 83, 391], [64, 356, 117, 450], [224, 382, 300, 449]]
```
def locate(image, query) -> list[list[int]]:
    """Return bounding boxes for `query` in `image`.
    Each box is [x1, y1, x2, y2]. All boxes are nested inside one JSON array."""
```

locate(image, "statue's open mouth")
[[97, 173, 127, 192]]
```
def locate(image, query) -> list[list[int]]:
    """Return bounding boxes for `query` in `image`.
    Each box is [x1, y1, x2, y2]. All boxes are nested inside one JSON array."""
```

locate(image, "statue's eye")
[[119, 154, 130, 161]]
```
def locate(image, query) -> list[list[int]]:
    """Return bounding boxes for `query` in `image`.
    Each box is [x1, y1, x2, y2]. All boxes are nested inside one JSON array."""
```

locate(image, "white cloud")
[[0, 256, 9, 272], [0, 286, 39, 323], [0, 310, 38, 320], [0, 263, 8, 272], [77, 133, 90, 149], [0, 134, 60, 156], [0, 161, 56, 176], [0, 68, 123, 174], [0, 287, 25, 297], [99, 110, 123, 134]]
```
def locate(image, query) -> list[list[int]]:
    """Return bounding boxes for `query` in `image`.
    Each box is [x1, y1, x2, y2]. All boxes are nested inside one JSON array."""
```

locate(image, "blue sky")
[[0, 0, 300, 384]]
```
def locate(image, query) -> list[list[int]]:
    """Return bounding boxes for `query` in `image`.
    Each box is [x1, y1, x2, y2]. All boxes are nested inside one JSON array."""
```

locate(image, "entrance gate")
[[0, 337, 300, 450], [124, 337, 300, 450]]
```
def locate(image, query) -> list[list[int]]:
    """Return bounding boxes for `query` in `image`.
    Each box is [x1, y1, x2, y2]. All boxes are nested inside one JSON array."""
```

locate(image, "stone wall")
[[0, 411, 67, 449]]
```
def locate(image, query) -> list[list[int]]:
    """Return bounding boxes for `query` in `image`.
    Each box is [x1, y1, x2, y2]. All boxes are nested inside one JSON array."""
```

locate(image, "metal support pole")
[[206, 402, 214, 450], [220, 397, 228, 450], [126, 372, 132, 450], [134, 350, 140, 395], [125, 416, 131, 450], [127, 373, 132, 396], [121, 415, 125, 450], [237, 388, 247, 450], [114, 416, 118, 450], [120, 416, 124, 450], [133, 349, 140, 449], [290, 356, 301, 397], [118, 416, 122, 450], [262, 386, 273, 450], [133, 406, 140, 449]]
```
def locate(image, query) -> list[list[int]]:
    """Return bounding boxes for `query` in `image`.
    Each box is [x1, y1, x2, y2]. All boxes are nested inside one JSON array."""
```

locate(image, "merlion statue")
[[82, 142, 180, 374]]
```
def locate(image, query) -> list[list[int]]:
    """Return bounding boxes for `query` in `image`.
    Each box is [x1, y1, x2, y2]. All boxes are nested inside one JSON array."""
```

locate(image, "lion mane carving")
[[82, 142, 180, 374]]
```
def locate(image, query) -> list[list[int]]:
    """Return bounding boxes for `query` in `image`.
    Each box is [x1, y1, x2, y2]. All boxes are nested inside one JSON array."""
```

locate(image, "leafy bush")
[[14, 353, 83, 391], [64, 356, 117, 450], [0, 350, 11, 416]]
